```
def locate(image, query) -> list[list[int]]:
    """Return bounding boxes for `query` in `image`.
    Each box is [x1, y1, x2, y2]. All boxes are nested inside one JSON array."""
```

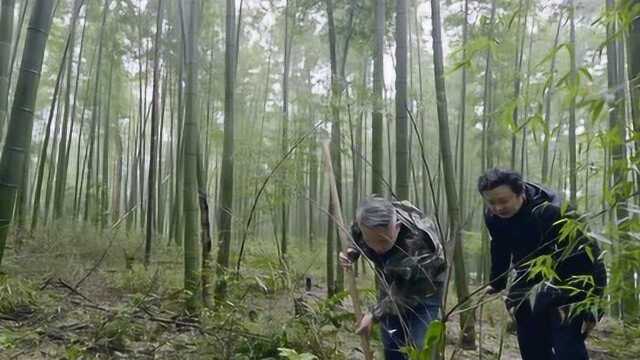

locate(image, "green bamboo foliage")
[[0, 0, 56, 265], [0, 0, 15, 141]]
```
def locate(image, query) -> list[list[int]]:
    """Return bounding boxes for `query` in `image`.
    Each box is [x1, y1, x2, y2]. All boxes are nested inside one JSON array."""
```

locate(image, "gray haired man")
[[339, 196, 447, 360]]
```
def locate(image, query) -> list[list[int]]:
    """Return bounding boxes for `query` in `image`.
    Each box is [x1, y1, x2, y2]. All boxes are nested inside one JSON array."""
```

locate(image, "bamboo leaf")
[[578, 67, 593, 82], [586, 232, 612, 245], [590, 99, 605, 123], [536, 43, 569, 68]]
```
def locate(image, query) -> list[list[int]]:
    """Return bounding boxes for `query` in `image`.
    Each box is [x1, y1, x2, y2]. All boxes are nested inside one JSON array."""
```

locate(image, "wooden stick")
[[321, 142, 373, 360]]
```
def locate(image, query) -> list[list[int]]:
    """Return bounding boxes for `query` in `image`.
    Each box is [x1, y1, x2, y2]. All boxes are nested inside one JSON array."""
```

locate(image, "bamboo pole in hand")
[[321, 141, 373, 360]]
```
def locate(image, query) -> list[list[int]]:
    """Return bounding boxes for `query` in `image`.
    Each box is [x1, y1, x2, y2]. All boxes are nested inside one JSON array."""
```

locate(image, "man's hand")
[[339, 248, 358, 269], [355, 312, 374, 336]]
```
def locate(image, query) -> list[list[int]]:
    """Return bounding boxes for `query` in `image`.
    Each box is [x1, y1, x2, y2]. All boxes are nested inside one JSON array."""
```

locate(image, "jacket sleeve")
[[486, 215, 511, 291]]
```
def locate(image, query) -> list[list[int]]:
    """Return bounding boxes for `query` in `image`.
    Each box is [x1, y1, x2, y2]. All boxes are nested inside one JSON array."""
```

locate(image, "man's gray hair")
[[355, 196, 396, 228]]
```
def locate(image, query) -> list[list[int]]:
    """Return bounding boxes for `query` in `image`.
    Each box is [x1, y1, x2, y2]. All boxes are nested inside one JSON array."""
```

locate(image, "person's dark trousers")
[[514, 303, 589, 360], [380, 291, 441, 360]]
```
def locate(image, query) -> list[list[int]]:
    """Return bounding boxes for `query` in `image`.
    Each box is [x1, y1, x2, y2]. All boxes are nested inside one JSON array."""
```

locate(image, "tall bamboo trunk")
[[6, 0, 28, 111], [101, 60, 113, 229], [371, 0, 384, 196], [215, 0, 236, 301], [53, 0, 84, 219], [479, 0, 496, 285], [0, 0, 55, 265], [112, 126, 123, 222], [510, 0, 529, 170], [628, 0, 640, 196], [280, 0, 291, 262], [395, 0, 408, 200], [607, 0, 636, 323], [0, 0, 15, 141], [568, 0, 577, 207], [542, 12, 563, 183], [84, 0, 110, 224], [458, 0, 468, 229], [325, 0, 346, 296], [183, 0, 202, 313], [430, 0, 476, 349], [145, 0, 163, 267], [30, 39, 70, 231]]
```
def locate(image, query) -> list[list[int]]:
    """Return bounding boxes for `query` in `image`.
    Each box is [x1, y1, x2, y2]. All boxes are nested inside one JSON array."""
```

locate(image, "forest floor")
[[0, 225, 636, 359]]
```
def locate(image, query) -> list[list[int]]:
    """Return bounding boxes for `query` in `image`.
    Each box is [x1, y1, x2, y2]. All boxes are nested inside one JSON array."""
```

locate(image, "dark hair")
[[477, 168, 524, 195]]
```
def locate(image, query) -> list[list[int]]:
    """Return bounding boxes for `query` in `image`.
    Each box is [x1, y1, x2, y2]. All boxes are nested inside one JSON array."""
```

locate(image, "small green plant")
[[233, 331, 289, 359], [65, 344, 88, 360], [0, 274, 37, 315], [278, 347, 319, 360], [92, 304, 145, 354], [313, 291, 354, 327], [0, 331, 18, 351], [0, 327, 41, 353], [403, 320, 446, 360], [112, 264, 155, 294], [93, 317, 131, 353]]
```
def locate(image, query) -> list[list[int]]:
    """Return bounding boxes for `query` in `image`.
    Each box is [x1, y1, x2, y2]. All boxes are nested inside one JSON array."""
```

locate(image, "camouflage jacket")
[[348, 200, 447, 320]]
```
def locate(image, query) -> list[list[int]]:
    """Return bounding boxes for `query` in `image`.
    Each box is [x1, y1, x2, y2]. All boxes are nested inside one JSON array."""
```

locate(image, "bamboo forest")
[[1, 0, 640, 358]]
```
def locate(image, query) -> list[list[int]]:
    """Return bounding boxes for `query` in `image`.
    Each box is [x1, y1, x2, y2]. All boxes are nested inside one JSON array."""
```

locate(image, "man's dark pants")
[[380, 289, 442, 360], [514, 303, 589, 360]]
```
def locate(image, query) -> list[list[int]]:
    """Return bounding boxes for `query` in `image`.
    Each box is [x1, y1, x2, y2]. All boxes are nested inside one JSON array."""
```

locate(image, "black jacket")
[[485, 182, 607, 315]]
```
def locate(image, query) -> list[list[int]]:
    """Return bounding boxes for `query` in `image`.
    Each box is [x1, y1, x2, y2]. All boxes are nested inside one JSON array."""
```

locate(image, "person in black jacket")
[[478, 168, 606, 360]]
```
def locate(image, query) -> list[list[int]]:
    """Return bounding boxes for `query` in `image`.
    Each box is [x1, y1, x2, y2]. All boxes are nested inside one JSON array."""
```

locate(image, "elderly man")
[[339, 196, 447, 360]]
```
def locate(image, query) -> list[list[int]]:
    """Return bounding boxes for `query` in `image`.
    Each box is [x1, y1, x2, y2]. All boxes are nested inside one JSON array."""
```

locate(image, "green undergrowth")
[[1, 221, 635, 359], [0, 222, 370, 358]]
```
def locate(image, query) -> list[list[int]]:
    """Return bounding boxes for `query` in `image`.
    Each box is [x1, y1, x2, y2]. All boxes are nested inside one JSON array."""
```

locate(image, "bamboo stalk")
[[321, 141, 373, 360]]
